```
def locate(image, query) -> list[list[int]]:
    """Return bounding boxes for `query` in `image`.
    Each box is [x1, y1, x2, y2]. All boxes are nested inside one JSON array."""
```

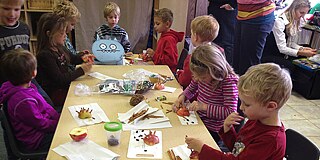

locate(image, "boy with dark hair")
[[146, 8, 184, 73], [0, 49, 59, 154]]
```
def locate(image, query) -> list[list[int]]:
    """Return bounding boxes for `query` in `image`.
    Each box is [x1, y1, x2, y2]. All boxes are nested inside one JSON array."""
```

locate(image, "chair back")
[[177, 48, 189, 70], [285, 129, 320, 160], [0, 104, 47, 159]]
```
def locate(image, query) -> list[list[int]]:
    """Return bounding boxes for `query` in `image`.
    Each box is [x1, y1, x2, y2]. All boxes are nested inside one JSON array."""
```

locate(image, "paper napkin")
[[68, 103, 110, 126], [53, 139, 119, 160], [88, 72, 117, 80], [177, 111, 198, 125]]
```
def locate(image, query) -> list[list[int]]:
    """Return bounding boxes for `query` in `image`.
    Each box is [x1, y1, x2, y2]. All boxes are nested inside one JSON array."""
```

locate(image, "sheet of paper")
[[88, 72, 117, 80], [177, 111, 198, 125], [152, 86, 177, 93], [127, 130, 162, 159], [170, 144, 192, 160], [118, 101, 158, 124], [68, 103, 110, 126], [53, 139, 119, 160]]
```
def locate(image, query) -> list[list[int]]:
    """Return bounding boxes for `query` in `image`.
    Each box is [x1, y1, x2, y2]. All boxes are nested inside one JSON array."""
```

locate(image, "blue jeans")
[[208, 4, 237, 65], [233, 20, 274, 75]]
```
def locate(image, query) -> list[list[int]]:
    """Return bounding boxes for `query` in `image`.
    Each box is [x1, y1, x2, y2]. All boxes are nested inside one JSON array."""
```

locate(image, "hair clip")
[[191, 57, 207, 68]]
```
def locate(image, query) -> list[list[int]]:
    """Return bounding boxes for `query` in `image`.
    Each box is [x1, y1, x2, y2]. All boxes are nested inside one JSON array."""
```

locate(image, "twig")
[[162, 101, 174, 105]]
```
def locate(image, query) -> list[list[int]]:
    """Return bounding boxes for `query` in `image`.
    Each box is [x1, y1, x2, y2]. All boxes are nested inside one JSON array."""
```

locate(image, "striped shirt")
[[94, 24, 131, 52], [183, 74, 239, 132], [237, 0, 275, 20]]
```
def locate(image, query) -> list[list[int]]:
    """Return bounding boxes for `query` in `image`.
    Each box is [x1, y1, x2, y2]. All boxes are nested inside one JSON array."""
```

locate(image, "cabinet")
[[20, 0, 55, 54]]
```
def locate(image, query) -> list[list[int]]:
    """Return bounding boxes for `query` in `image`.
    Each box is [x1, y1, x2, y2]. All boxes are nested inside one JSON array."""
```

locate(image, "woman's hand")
[[298, 47, 317, 57], [223, 112, 244, 133], [220, 4, 234, 10], [185, 136, 204, 152], [173, 94, 185, 112], [188, 101, 208, 111]]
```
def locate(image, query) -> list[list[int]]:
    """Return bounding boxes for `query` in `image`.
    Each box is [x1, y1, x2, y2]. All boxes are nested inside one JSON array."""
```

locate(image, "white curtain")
[[73, 0, 153, 53]]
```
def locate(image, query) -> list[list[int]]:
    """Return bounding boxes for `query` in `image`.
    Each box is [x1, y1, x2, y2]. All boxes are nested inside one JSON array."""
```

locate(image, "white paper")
[[170, 144, 192, 160], [177, 111, 198, 125], [118, 101, 158, 124], [68, 103, 110, 126], [88, 72, 117, 80], [119, 110, 172, 131], [152, 85, 177, 93], [53, 139, 119, 160], [127, 130, 162, 159]]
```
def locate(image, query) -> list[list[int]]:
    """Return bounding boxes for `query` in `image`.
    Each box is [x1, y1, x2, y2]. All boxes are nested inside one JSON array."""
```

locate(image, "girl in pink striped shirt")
[[173, 44, 238, 143]]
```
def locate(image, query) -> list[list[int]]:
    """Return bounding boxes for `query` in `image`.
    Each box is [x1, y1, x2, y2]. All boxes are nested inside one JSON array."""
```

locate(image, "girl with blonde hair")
[[173, 44, 238, 144]]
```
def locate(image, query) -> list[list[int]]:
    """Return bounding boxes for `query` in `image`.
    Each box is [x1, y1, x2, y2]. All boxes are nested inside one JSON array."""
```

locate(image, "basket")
[[27, 0, 54, 10]]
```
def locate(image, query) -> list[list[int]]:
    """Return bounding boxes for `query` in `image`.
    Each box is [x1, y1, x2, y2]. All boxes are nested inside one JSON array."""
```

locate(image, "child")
[[0, 49, 60, 152], [176, 15, 219, 89], [94, 2, 131, 53], [36, 13, 92, 107], [262, 0, 316, 72], [53, 0, 81, 55], [186, 63, 291, 160], [146, 8, 184, 73], [173, 44, 238, 143]]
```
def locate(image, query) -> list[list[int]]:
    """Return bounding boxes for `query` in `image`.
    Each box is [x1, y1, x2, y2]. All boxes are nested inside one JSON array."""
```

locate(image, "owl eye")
[[100, 43, 107, 49], [109, 44, 117, 50]]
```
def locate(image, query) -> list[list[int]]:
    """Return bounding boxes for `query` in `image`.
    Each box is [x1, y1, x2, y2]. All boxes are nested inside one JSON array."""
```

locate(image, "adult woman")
[[262, 0, 317, 72]]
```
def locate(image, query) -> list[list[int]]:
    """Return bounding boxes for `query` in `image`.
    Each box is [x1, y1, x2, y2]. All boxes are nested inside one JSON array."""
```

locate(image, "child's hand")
[[80, 63, 93, 73], [223, 112, 244, 133], [81, 54, 96, 64], [185, 137, 204, 152], [188, 101, 207, 111], [173, 94, 185, 112], [146, 48, 154, 57]]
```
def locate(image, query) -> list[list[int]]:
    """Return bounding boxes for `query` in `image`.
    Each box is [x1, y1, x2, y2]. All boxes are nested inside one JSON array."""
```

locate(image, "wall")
[[158, 0, 188, 54]]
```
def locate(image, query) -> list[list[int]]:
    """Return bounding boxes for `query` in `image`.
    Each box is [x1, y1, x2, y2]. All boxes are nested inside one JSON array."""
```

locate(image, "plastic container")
[[104, 122, 122, 146]]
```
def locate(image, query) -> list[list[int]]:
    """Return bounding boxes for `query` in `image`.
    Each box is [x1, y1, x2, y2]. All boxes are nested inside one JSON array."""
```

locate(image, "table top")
[[46, 65, 219, 160]]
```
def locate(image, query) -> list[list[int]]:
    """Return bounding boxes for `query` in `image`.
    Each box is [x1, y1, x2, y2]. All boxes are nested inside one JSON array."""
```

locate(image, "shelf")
[[25, 9, 53, 12]]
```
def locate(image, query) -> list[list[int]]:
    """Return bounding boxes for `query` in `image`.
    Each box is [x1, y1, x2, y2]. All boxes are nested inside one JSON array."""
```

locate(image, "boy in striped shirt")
[[94, 2, 131, 53]]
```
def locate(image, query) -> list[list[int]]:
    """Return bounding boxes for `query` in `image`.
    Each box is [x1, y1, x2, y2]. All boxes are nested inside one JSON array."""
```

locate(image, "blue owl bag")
[[92, 38, 124, 65]]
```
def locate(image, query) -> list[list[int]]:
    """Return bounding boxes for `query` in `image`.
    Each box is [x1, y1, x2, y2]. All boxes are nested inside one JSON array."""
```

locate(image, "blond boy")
[[176, 15, 219, 88], [94, 2, 130, 53], [186, 63, 291, 160], [146, 8, 184, 73], [53, 0, 81, 55]]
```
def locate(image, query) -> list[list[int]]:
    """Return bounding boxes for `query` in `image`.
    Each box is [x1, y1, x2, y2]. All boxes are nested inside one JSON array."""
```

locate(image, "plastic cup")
[[104, 122, 122, 146]]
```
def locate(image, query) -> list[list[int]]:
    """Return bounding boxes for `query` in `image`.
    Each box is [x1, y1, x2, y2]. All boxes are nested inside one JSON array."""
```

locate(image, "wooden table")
[[46, 65, 219, 160]]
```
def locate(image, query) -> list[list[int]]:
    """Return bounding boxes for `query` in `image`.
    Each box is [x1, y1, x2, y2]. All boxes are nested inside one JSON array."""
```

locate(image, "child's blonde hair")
[[103, 2, 120, 18], [190, 44, 236, 88], [238, 63, 292, 108], [0, 0, 24, 6], [53, 0, 81, 21], [191, 15, 219, 42], [284, 0, 310, 36], [154, 8, 173, 27]]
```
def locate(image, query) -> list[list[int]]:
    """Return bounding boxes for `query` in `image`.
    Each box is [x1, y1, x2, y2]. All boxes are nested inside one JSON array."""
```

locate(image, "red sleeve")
[[199, 128, 284, 160], [177, 55, 192, 88], [153, 40, 178, 72]]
